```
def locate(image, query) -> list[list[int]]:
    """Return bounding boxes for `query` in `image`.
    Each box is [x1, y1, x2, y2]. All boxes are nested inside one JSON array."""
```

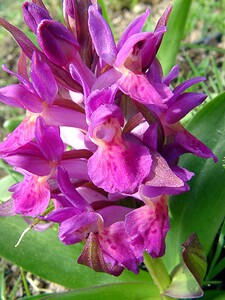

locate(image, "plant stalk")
[[144, 252, 176, 300]]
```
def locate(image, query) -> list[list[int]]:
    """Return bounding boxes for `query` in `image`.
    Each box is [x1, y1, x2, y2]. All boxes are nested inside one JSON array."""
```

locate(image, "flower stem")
[[143, 252, 175, 300]]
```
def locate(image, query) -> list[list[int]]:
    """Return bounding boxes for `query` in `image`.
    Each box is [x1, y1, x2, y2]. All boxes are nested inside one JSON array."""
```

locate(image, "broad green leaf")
[[22, 296, 51, 300], [157, 0, 192, 74], [164, 233, 206, 298], [22, 282, 160, 300], [202, 291, 225, 300], [0, 216, 150, 289], [164, 92, 225, 272]]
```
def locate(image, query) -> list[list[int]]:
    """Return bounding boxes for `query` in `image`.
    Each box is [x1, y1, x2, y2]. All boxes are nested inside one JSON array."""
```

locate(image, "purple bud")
[[37, 19, 79, 66], [22, 2, 51, 33]]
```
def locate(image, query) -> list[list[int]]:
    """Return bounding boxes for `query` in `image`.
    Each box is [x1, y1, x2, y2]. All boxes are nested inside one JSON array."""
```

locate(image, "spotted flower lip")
[[87, 103, 152, 194], [0, 0, 217, 277]]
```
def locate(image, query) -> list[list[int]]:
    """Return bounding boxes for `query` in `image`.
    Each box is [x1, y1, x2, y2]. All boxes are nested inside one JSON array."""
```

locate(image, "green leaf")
[[3, 116, 24, 133], [202, 291, 225, 300], [0, 216, 150, 289], [164, 263, 203, 298], [157, 0, 192, 74], [164, 233, 206, 298], [0, 260, 6, 300], [21, 295, 51, 300], [206, 219, 225, 280], [208, 256, 225, 280], [0, 175, 17, 202], [22, 283, 160, 300], [164, 92, 225, 272]]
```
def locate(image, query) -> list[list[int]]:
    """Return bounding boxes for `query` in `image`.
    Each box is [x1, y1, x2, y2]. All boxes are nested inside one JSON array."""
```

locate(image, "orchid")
[[0, 1, 222, 299]]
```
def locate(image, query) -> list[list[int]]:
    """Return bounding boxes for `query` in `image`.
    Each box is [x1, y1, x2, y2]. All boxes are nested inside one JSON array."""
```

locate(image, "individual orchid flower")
[[87, 102, 152, 194], [0, 51, 87, 155], [88, 5, 172, 108], [2, 117, 90, 216], [145, 61, 217, 163]]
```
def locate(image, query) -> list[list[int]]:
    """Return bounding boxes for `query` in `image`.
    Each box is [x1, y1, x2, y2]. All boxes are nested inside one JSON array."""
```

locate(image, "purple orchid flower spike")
[[0, 0, 218, 279]]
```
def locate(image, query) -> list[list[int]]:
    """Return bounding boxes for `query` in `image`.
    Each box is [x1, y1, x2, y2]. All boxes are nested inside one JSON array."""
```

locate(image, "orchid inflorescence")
[[0, 0, 216, 276]]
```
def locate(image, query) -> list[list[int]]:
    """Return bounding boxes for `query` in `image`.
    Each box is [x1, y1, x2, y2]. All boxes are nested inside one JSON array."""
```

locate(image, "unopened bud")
[[37, 19, 79, 67], [22, 1, 51, 33]]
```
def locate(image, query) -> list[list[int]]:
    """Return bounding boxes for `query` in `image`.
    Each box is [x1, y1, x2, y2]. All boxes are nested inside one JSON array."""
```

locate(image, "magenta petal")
[[4, 143, 51, 176], [86, 86, 118, 121], [61, 159, 90, 181], [154, 6, 172, 52], [88, 5, 117, 65], [88, 136, 152, 194], [169, 77, 206, 105], [118, 73, 165, 108], [69, 63, 90, 99], [175, 126, 218, 162], [0, 84, 43, 112], [99, 221, 139, 273], [0, 116, 36, 155], [58, 212, 98, 244], [163, 65, 179, 86], [35, 117, 64, 162], [115, 32, 154, 67], [31, 52, 58, 105], [97, 205, 133, 227], [165, 93, 207, 123], [42, 106, 88, 131], [46, 207, 82, 223], [125, 197, 170, 259], [117, 9, 150, 51], [57, 166, 91, 210], [141, 150, 184, 197], [13, 174, 50, 216], [91, 68, 121, 91]]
